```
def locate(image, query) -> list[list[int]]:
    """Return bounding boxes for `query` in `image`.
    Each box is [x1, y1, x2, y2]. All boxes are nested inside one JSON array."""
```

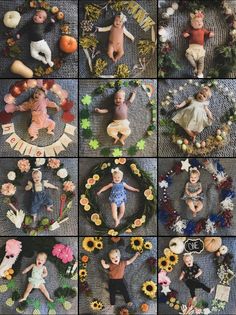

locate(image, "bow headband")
[[119, 12, 127, 24]]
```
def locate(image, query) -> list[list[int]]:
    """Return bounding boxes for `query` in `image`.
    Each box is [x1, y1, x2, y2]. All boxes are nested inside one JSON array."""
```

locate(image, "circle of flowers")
[[79, 158, 156, 235], [159, 158, 234, 235]]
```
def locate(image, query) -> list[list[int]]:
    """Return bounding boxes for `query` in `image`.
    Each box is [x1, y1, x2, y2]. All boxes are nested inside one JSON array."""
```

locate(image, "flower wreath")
[[0, 79, 76, 157], [158, 237, 235, 315], [2, 0, 78, 77], [159, 158, 234, 235], [79, 0, 157, 78], [0, 158, 76, 236], [80, 79, 156, 157], [80, 237, 157, 314], [160, 79, 236, 156], [80, 158, 156, 235], [0, 237, 78, 314], [158, 0, 236, 78]]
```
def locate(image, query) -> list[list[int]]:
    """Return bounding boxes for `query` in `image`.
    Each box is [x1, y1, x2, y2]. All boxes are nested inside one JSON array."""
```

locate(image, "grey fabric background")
[[79, 236, 157, 315], [0, 79, 78, 157], [0, 236, 78, 315], [158, 237, 236, 315], [79, 79, 157, 157], [0, 158, 78, 236], [158, 158, 236, 236], [79, 158, 157, 235], [158, 79, 236, 157], [158, 0, 235, 78], [79, 0, 157, 78], [0, 0, 78, 78]]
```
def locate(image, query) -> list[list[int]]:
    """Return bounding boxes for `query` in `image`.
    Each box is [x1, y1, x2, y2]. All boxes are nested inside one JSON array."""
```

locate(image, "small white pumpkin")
[[3, 11, 21, 29], [219, 245, 228, 255], [169, 237, 186, 254]]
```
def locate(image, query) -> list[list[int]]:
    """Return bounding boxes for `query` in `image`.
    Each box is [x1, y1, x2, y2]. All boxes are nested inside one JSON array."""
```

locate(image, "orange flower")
[[134, 219, 142, 227], [119, 308, 129, 315], [111, 237, 120, 243], [140, 303, 149, 312], [6, 38, 16, 47], [29, 0, 37, 8], [81, 255, 89, 263]]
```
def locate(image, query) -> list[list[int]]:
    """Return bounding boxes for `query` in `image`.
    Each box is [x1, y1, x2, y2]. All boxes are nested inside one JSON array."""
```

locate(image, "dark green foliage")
[[12, 290, 20, 301], [127, 145, 138, 156], [80, 109, 90, 119], [54, 287, 77, 298], [100, 147, 111, 157], [82, 128, 93, 139]]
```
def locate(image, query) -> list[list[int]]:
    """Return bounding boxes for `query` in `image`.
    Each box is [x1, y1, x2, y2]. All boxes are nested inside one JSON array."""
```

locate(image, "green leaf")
[[127, 145, 138, 156], [80, 109, 90, 119], [81, 95, 92, 106], [80, 118, 91, 129], [136, 139, 146, 150], [112, 148, 123, 157], [89, 139, 100, 150], [82, 129, 93, 139], [100, 147, 111, 156]]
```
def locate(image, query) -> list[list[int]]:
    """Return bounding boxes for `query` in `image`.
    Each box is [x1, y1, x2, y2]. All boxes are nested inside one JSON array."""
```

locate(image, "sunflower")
[[158, 257, 169, 270], [90, 300, 104, 311], [94, 237, 103, 241], [144, 241, 153, 250], [166, 265, 173, 273], [95, 240, 103, 250], [142, 280, 157, 299], [82, 237, 96, 252], [130, 237, 144, 251], [165, 251, 179, 266], [79, 269, 87, 278]]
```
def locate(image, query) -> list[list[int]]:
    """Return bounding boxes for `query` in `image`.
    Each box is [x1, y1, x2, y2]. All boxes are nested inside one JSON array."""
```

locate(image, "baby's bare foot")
[[47, 130, 54, 135], [119, 138, 125, 146], [19, 298, 26, 302], [193, 212, 196, 217], [114, 219, 120, 227], [47, 206, 53, 212], [113, 137, 119, 144], [48, 298, 54, 302], [30, 136, 38, 141]]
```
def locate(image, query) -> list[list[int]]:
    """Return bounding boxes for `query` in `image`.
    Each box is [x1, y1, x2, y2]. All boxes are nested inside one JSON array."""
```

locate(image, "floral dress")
[[109, 182, 127, 207], [28, 265, 45, 288], [182, 182, 204, 202]]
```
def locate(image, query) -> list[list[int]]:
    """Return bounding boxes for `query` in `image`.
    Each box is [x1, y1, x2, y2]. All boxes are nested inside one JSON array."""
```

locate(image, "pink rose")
[[4, 94, 16, 104], [5, 104, 17, 113], [17, 159, 31, 173], [63, 181, 76, 192], [52, 244, 66, 258], [27, 79, 37, 89], [37, 79, 44, 88], [1, 183, 16, 196], [58, 245, 74, 264], [47, 158, 61, 169], [6, 239, 22, 256]]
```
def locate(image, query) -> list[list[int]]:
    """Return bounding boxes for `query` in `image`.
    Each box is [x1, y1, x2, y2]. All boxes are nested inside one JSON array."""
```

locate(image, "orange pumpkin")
[[140, 303, 149, 312], [119, 158, 126, 164], [59, 35, 78, 53], [81, 255, 89, 263], [204, 237, 222, 252], [87, 178, 96, 185], [134, 219, 142, 227]]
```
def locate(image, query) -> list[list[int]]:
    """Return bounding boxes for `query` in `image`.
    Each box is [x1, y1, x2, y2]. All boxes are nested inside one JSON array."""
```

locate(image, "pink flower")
[[17, 159, 31, 173], [47, 158, 61, 169], [5, 104, 17, 113], [63, 181, 75, 192], [27, 79, 37, 89], [37, 79, 44, 88], [4, 94, 16, 104], [1, 183, 16, 196], [6, 239, 22, 256], [52, 243, 66, 258], [58, 245, 74, 264]]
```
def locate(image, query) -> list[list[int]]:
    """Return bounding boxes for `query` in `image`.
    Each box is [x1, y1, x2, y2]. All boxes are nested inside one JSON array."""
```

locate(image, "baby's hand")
[[56, 105, 60, 112], [95, 108, 100, 113], [135, 188, 140, 192], [97, 191, 101, 196], [175, 104, 182, 109], [183, 32, 190, 38], [135, 252, 141, 257], [209, 32, 214, 38]]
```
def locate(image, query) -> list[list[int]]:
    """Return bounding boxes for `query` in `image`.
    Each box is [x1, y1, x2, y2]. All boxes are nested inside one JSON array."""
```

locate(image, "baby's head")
[[114, 90, 125, 106], [33, 9, 47, 24], [33, 88, 46, 101], [190, 11, 204, 29], [196, 86, 212, 102], [32, 169, 42, 183], [111, 167, 123, 183], [183, 253, 194, 267], [113, 13, 127, 28], [36, 252, 47, 266], [189, 168, 200, 184], [109, 249, 121, 265]]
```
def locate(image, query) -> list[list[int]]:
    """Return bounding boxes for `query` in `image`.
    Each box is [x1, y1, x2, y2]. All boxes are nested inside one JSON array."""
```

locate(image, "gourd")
[[10, 60, 33, 78], [204, 237, 222, 252], [169, 237, 186, 254], [3, 11, 21, 28]]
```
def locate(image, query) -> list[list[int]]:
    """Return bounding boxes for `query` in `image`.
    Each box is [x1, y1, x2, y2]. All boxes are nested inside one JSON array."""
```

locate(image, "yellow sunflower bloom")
[[94, 237, 103, 241], [142, 280, 157, 299], [130, 237, 144, 251], [108, 229, 118, 236], [158, 257, 170, 271], [82, 237, 96, 252], [144, 241, 153, 250], [95, 240, 103, 250], [165, 252, 179, 266], [79, 269, 87, 278], [90, 300, 104, 311]]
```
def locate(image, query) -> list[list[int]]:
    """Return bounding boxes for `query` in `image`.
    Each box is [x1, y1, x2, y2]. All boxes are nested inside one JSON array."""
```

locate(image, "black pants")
[[185, 278, 210, 298], [109, 279, 131, 305]]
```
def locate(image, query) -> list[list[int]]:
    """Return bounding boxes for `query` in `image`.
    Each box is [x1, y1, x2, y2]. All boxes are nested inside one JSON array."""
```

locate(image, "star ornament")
[[161, 285, 171, 295], [181, 159, 191, 172]]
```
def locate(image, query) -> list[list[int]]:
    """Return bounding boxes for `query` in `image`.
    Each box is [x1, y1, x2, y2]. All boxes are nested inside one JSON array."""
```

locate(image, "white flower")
[[221, 197, 234, 211], [57, 168, 68, 179], [172, 2, 178, 10], [159, 180, 168, 189], [203, 308, 211, 315], [172, 217, 187, 234], [7, 171, 16, 181], [216, 171, 227, 183], [35, 158, 46, 166], [205, 219, 216, 234]]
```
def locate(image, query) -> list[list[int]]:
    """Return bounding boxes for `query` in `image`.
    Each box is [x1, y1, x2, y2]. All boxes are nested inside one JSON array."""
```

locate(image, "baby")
[[25, 169, 59, 222], [183, 11, 214, 78], [19, 252, 53, 302], [97, 167, 139, 227], [101, 249, 140, 313], [95, 89, 136, 145], [182, 168, 204, 217], [16, 10, 55, 67], [172, 86, 213, 142], [16, 88, 60, 141], [179, 253, 214, 304], [97, 13, 134, 62]]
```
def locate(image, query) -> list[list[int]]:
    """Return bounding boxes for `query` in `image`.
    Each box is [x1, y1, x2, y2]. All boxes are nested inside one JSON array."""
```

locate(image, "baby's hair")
[[37, 252, 47, 260], [189, 167, 200, 176], [111, 167, 123, 177], [115, 89, 126, 96], [200, 86, 212, 99], [34, 88, 46, 95], [108, 249, 120, 259], [36, 9, 48, 18], [183, 253, 193, 261]]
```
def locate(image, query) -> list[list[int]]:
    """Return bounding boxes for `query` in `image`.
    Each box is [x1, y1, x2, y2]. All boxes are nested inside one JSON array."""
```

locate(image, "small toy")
[[97, 167, 139, 227]]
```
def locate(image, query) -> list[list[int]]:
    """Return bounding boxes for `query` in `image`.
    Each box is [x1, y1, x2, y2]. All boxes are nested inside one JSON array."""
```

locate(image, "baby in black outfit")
[[17, 10, 54, 67], [179, 253, 214, 303]]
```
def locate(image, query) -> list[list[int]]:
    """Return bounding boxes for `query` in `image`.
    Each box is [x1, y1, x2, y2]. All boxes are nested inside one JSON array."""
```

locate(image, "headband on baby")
[[190, 10, 205, 20], [32, 168, 42, 175], [119, 12, 127, 24], [111, 167, 121, 174], [189, 167, 200, 175]]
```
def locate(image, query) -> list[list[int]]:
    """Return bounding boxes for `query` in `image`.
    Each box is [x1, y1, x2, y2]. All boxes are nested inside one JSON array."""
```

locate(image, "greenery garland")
[[79, 158, 156, 235], [80, 79, 156, 157], [158, 0, 236, 78], [159, 79, 236, 156]]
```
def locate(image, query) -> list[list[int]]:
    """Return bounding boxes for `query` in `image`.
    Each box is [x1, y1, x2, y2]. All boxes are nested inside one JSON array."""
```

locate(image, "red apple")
[[59, 35, 78, 54]]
